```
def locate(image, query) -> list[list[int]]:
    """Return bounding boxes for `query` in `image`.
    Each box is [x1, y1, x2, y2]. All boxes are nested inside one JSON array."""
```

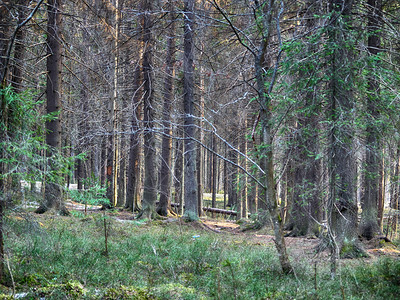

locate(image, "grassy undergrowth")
[[0, 212, 399, 299]]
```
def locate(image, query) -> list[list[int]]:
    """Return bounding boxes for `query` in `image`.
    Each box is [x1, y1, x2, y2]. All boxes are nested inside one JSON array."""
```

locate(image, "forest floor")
[[66, 200, 400, 263], [2, 200, 399, 299]]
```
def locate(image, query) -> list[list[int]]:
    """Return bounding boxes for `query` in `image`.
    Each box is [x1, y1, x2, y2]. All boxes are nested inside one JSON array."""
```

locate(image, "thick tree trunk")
[[360, 0, 382, 239], [126, 54, 142, 212], [326, 1, 365, 269], [140, 0, 157, 219], [158, 3, 176, 216], [183, 0, 198, 220], [36, 0, 68, 215]]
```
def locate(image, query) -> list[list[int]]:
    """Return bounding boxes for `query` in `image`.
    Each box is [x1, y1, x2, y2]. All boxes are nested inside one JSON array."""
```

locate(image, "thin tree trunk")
[[211, 134, 217, 217], [174, 139, 184, 215]]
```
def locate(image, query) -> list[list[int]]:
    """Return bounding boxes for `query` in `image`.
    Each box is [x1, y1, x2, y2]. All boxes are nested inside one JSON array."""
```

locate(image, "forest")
[[1, 0, 400, 298]]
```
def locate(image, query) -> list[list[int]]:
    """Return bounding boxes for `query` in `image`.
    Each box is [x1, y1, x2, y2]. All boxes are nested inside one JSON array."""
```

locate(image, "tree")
[[360, 0, 383, 239], [325, 0, 367, 277], [140, 0, 158, 219], [36, 0, 68, 215], [157, 0, 176, 216], [183, 0, 198, 220]]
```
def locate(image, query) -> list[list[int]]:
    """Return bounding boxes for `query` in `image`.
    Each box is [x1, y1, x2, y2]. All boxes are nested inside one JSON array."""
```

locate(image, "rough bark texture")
[[158, 3, 176, 216], [0, 2, 11, 282], [287, 0, 322, 237], [36, 0, 68, 215], [174, 139, 184, 215], [140, 0, 157, 219], [327, 0, 365, 265], [126, 55, 142, 212], [254, 0, 293, 274], [360, 0, 382, 240], [183, 0, 198, 220]]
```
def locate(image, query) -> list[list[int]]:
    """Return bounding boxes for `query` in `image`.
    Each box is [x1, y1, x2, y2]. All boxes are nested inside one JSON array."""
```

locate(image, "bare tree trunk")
[[36, 0, 68, 215], [174, 139, 184, 215], [126, 50, 143, 212], [158, 2, 176, 216], [211, 134, 217, 217], [140, 0, 157, 219], [183, 0, 198, 220]]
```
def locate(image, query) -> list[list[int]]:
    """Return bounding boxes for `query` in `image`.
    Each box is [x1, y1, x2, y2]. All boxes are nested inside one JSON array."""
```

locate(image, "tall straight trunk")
[[227, 143, 238, 208], [389, 147, 400, 239], [211, 133, 217, 217], [0, 2, 11, 282], [327, 1, 364, 273], [140, 0, 157, 219], [360, 0, 382, 239], [197, 45, 205, 217], [36, 0, 68, 215], [126, 52, 143, 212], [287, 0, 322, 237], [158, 3, 176, 216], [174, 139, 184, 214], [240, 113, 248, 219], [183, 0, 198, 220]]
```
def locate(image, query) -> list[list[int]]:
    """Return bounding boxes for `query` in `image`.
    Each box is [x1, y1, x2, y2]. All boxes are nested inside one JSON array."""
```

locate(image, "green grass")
[[1, 212, 399, 299]]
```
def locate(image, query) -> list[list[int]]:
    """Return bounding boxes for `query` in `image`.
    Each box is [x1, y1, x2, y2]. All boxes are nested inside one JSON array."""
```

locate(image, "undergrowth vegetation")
[[0, 212, 399, 299]]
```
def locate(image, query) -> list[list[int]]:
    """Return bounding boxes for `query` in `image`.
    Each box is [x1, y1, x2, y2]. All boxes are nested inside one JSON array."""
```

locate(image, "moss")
[[340, 240, 368, 259], [28, 280, 85, 299], [0, 295, 13, 300], [152, 283, 202, 300], [103, 286, 155, 300]]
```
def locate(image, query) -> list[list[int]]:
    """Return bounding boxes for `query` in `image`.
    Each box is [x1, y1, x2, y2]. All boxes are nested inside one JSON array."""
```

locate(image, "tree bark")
[[326, 0, 365, 268], [157, 2, 176, 216], [183, 0, 198, 220], [254, 0, 293, 274], [36, 0, 68, 215], [140, 0, 157, 219], [360, 0, 382, 240], [126, 51, 143, 212]]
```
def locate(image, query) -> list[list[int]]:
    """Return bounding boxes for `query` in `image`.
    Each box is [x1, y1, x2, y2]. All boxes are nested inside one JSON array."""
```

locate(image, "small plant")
[[68, 178, 109, 216]]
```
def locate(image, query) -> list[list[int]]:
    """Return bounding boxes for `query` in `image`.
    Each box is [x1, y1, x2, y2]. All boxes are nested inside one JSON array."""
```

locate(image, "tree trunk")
[[254, 0, 293, 274], [126, 50, 143, 212], [326, 0, 365, 269], [183, 0, 198, 220], [36, 0, 68, 215], [211, 133, 217, 217], [157, 2, 176, 216], [360, 0, 382, 239], [140, 0, 157, 219], [174, 139, 184, 215]]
